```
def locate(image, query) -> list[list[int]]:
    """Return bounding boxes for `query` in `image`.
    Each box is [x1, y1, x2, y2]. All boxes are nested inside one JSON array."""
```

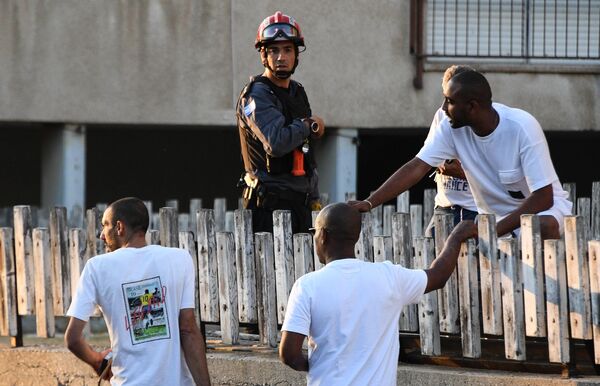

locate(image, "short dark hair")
[[108, 197, 149, 234], [450, 70, 492, 106]]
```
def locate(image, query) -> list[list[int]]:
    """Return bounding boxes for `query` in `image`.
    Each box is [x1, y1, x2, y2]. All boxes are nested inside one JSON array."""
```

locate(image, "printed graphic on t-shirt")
[[122, 277, 170, 345], [439, 174, 469, 191]]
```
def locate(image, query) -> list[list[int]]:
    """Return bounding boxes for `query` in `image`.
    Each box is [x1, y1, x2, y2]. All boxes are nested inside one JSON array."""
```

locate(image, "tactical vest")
[[237, 76, 316, 176]]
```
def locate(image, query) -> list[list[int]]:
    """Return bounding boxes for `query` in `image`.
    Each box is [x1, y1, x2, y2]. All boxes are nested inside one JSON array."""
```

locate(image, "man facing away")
[[279, 202, 476, 385], [236, 11, 325, 233], [351, 67, 571, 239], [65, 197, 210, 385]]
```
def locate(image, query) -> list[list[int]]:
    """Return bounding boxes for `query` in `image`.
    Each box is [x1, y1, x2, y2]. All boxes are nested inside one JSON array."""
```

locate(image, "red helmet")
[[255, 11, 305, 49]]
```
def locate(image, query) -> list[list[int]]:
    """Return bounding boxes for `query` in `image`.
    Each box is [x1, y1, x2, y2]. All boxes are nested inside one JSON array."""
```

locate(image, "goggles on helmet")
[[260, 23, 301, 42]]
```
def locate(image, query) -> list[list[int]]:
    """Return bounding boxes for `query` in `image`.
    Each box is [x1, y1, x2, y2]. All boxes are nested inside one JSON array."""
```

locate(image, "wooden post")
[[588, 241, 600, 364], [189, 199, 203, 240], [434, 213, 459, 334], [68, 229, 86, 300], [592, 181, 600, 240], [0, 228, 18, 341], [577, 197, 591, 240], [33, 228, 55, 338], [254, 232, 278, 347], [145, 230, 160, 245], [197, 209, 219, 323], [213, 198, 227, 232], [273, 210, 295, 324], [225, 211, 234, 233], [477, 214, 503, 335], [312, 211, 323, 271], [458, 239, 481, 358], [415, 237, 440, 355], [520, 215, 546, 337], [345, 192, 356, 201], [165, 199, 179, 211], [562, 183, 576, 214], [372, 200, 383, 237], [216, 232, 239, 345], [13, 206, 34, 316], [373, 236, 393, 263], [564, 216, 592, 339], [85, 208, 101, 260], [397, 191, 409, 213], [50, 207, 70, 316], [545, 239, 570, 364], [410, 204, 423, 239], [355, 212, 373, 262], [499, 238, 526, 361], [392, 212, 417, 332], [68, 204, 84, 229], [159, 207, 178, 248], [178, 213, 190, 233], [233, 209, 257, 324], [179, 231, 200, 324], [423, 189, 436, 234], [294, 234, 314, 280], [383, 205, 395, 236]]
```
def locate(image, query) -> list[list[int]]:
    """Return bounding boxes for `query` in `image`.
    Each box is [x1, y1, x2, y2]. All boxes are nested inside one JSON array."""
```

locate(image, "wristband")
[[364, 200, 373, 210], [302, 118, 319, 133]]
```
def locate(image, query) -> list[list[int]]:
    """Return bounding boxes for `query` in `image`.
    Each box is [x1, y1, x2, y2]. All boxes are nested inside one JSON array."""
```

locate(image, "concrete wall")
[[0, 0, 598, 130]]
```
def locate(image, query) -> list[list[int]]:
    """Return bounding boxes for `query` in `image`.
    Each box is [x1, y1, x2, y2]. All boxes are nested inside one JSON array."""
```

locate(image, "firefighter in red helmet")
[[236, 11, 325, 233]]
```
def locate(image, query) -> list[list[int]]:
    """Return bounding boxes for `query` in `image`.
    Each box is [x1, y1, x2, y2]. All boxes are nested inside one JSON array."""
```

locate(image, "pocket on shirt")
[[498, 169, 526, 199]]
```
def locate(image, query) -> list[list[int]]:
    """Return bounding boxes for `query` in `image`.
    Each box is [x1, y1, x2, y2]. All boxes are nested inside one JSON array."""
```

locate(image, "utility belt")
[[239, 173, 310, 209]]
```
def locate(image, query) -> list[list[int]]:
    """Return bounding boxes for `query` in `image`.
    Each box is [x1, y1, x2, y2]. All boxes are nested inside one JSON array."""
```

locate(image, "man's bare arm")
[[179, 309, 211, 385], [279, 331, 308, 371], [496, 184, 554, 238], [65, 317, 112, 379], [349, 157, 432, 212], [424, 221, 478, 293]]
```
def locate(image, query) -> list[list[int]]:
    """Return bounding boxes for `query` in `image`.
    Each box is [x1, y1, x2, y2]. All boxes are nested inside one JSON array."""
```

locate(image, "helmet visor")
[[261, 23, 300, 40]]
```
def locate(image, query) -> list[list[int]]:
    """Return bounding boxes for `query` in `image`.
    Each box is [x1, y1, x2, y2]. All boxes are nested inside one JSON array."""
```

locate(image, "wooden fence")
[[0, 182, 599, 374]]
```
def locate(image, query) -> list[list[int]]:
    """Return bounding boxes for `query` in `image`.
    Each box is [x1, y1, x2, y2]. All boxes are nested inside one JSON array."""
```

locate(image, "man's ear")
[[115, 220, 124, 236]]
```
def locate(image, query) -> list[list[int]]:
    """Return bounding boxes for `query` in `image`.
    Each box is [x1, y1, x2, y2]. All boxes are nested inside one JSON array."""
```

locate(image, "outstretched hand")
[[449, 220, 478, 241], [347, 200, 371, 213]]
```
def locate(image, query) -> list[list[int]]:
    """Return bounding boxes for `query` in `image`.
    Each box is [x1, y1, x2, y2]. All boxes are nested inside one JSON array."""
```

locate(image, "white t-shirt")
[[428, 109, 478, 211], [67, 245, 196, 386], [417, 103, 571, 222], [282, 259, 427, 386]]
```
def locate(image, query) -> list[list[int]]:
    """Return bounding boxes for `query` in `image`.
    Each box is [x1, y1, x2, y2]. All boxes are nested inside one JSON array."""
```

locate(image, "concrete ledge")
[[0, 345, 599, 385]]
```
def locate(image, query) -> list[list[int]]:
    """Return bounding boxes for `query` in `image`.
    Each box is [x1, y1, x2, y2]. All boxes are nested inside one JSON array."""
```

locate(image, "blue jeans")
[[424, 206, 478, 238]]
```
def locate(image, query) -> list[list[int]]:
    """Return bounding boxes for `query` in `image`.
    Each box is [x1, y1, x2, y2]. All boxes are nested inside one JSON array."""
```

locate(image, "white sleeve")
[[180, 251, 196, 309], [281, 279, 310, 336], [417, 111, 457, 168], [66, 262, 98, 321], [519, 120, 559, 192], [393, 265, 428, 305]]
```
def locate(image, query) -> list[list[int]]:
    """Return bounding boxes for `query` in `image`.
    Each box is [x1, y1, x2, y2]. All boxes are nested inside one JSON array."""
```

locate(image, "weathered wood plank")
[[423, 189, 436, 234], [254, 232, 278, 347], [145, 230, 160, 245], [458, 239, 481, 358], [544, 239, 570, 364], [434, 213, 459, 334], [197, 209, 219, 323], [397, 191, 409, 213], [499, 238, 526, 361], [415, 237, 440, 356], [225, 211, 235, 233], [520, 215, 546, 337], [233, 209, 257, 324], [33, 228, 55, 338], [179, 231, 200, 324], [355, 212, 373, 262], [0, 228, 18, 337], [371, 200, 383, 237], [577, 197, 591, 239], [392, 212, 417, 332], [178, 213, 190, 233], [383, 205, 395, 236], [477, 214, 503, 335], [564, 216, 592, 339], [344, 192, 356, 201], [588, 240, 600, 364], [373, 236, 393, 263], [68, 229, 86, 301], [85, 208, 101, 260], [159, 207, 178, 248], [68, 204, 84, 229], [50, 207, 70, 316], [189, 198, 203, 240], [293, 234, 314, 280], [216, 232, 239, 345], [165, 199, 179, 211], [410, 204, 423, 239], [311, 211, 323, 271], [592, 182, 600, 240], [273, 210, 295, 324], [13, 206, 34, 315], [562, 183, 576, 215], [213, 198, 227, 232]]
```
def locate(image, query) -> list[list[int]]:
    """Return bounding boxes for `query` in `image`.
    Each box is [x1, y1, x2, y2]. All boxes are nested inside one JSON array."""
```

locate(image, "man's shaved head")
[[442, 64, 475, 88], [448, 70, 492, 107], [316, 203, 361, 243]]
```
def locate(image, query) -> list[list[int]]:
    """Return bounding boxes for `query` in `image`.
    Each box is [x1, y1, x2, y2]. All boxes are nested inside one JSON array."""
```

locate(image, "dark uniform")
[[237, 75, 318, 234]]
